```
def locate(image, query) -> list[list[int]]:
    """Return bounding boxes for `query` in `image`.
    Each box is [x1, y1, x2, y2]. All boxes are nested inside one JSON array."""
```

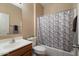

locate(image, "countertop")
[[0, 39, 32, 56]]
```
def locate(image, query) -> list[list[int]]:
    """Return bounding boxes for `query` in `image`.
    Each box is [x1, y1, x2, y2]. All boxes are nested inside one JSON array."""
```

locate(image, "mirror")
[[0, 3, 22, 36], [0, 13, 9, 35]]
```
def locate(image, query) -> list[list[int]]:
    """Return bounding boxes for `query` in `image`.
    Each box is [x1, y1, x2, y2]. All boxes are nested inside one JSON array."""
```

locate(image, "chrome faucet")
[[10, 38, 15, 43]]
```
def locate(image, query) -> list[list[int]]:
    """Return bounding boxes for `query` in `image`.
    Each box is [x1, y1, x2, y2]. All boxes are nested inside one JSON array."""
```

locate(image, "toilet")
[[33, 45, 46, 56], [27, 37, 46, 56]]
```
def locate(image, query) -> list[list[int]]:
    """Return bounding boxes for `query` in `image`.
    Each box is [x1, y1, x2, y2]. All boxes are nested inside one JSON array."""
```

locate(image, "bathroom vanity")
[[4, 43, 32, 56], [0, 37, 32, 56]]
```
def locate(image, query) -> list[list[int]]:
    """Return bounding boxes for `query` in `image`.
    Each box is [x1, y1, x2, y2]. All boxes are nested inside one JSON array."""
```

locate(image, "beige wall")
[[36, 3, 44, 17], [43, 3, 77, 15], [33, 3, 44, 37], [22, 3, 34, 38], [21, 3, 43, 38], [77, 4, 79, 44], [0, 3, 22, 34], [0, 34, 22, 39]]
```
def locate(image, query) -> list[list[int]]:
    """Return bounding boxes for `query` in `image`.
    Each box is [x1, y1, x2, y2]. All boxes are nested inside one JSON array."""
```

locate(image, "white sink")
[[0, 37, 32, 55]]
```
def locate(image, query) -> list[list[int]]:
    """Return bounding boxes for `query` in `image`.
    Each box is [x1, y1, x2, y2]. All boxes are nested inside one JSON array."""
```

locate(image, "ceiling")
[[11, 3, 23, 9], [11, 3, 45, 9]]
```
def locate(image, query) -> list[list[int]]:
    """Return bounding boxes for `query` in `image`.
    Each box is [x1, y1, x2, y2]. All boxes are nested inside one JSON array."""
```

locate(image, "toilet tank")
[[27, 37, 37, 47]]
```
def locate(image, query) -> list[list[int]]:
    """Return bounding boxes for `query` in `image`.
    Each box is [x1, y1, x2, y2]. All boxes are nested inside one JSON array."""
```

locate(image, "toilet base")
[[33, 49, 46, 56], [34, 52, 46, 56], [33, 45, 47, 56]]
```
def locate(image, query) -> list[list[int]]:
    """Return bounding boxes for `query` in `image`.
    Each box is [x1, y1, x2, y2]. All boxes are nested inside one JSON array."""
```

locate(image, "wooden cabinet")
[[4, 43, 32, 56]]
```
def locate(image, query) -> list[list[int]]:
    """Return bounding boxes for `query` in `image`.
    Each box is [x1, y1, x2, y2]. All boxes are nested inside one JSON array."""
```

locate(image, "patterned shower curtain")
[[37, 9, 77, 52]]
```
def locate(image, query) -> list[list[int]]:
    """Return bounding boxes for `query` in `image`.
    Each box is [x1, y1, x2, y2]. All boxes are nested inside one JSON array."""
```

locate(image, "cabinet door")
[[23, 50, 32, 56], [6, 44, 32, 56]]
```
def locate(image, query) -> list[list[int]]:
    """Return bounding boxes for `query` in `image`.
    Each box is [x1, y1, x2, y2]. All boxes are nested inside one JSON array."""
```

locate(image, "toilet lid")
[[33, 46, 46, 51]]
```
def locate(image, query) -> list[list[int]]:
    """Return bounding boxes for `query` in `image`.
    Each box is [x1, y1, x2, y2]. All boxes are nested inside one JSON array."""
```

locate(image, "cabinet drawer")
[[6, 44, 32, 56]]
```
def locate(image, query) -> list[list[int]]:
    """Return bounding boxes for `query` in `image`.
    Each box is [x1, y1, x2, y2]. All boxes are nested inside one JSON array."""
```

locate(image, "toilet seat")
[[33, 45, 46, 55]]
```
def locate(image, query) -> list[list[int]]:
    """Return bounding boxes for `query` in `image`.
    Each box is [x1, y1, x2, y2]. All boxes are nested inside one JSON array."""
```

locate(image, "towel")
[[72, 16, 77, 32]]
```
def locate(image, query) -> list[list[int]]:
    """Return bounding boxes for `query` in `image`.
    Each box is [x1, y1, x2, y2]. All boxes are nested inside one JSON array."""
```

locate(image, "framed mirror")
[[0, 3, 22, 40]]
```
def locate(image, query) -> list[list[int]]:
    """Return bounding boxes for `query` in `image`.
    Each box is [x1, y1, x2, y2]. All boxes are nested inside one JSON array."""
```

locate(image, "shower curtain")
[[37, 9, 77, 52]]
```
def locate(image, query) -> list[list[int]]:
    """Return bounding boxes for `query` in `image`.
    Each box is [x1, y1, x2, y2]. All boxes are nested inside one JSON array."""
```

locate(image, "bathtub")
[[27, 37, 74, 56], [42, 45, 74, 56]]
